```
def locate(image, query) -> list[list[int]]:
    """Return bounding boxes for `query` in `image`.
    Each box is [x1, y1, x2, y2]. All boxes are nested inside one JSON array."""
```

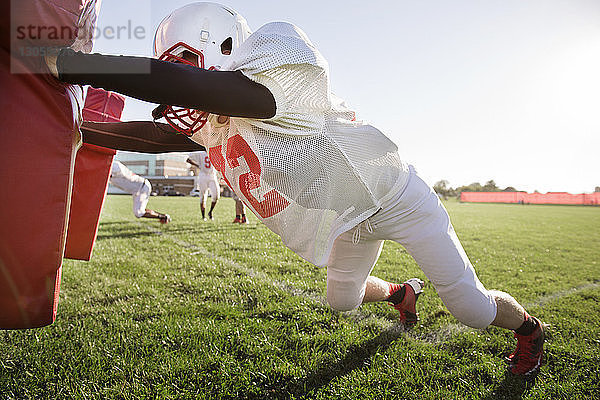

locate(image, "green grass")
[[2, 196, 599, 399]]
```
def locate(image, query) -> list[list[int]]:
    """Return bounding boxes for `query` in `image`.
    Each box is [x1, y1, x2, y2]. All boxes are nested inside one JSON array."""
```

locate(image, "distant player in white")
[[110, 161, 171, 224], [48, 2, 545, 375], [186, 150, 220, 220]]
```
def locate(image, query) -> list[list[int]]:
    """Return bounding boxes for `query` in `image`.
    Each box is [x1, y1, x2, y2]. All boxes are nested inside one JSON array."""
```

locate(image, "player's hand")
[[71, 0, 99, 53], [44, 0, 98, 79], [44, 1, 97, 78]]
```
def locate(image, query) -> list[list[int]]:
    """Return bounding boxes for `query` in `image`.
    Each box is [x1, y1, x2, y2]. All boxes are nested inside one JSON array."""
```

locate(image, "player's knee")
[[447, 304, 494, 329], [327, 296, 361, 312], [326, 280, 362, 311], [133, 209, 145, 218]]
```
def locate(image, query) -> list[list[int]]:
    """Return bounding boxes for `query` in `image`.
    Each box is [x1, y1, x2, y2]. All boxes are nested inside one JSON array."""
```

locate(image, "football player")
[[46, 2, 545, 375], [187, 150, 220, 220], [110, 160, 171, 224], [231, 193, 247, 224]]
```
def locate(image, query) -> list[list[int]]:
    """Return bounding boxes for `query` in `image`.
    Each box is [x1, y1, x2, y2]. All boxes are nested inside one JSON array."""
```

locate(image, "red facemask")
[[155, 42, 216, 136]]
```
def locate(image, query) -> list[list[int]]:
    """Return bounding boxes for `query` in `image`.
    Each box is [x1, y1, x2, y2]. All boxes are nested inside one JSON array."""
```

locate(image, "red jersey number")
[[204, 156, 211, 169], [209, 135, 290, 218]]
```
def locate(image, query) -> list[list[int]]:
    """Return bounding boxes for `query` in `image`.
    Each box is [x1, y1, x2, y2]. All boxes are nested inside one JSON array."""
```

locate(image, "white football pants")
[[326, 167, 497, 329], [132, 180, 151, 218], [195, 175, 220, 204]]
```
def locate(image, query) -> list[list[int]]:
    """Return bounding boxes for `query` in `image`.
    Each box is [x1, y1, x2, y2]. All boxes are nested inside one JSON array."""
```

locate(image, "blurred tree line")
[[433, 179, 519, 199], [434, 181, 600, 199]]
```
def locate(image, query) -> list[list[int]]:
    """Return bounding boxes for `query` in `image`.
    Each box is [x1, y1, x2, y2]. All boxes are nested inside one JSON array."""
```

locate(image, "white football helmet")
[[153, 2, 252, 135]]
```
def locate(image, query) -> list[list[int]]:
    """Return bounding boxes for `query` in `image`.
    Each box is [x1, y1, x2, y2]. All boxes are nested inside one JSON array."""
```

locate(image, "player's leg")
[[198, 180, 208, 220], [200, 194, 207, 220], [329, 219, 425, 325], [238, 200, 247, 223], [135, 180, 170, 223], [495, 290, 544, 374], [207, 179, 220, 220], [378, 168, 544, 374], [208, 201, 216, 219], [326, 227, 422, 323], [132, 180, 151, 218], [232, 194, 247, 224], [363, 275, 425, 326], [325, 230, 385, 312]]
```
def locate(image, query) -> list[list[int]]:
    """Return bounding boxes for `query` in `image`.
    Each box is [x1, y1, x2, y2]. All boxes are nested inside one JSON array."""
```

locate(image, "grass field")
[[2, 195, 599, 399]]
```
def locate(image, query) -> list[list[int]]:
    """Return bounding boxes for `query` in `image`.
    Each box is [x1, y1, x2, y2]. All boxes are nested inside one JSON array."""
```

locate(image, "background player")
[[231, 193, 247, 224], [110, 160, 171, 224], [186, 150, 220, 220], [46, 2, 545, 375]]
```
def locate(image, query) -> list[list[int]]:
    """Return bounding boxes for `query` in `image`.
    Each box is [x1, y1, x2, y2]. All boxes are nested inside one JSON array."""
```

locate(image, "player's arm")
[[82, 121, 205, 153], [186, 157, 200, 168], [51, 49, 276, 119]]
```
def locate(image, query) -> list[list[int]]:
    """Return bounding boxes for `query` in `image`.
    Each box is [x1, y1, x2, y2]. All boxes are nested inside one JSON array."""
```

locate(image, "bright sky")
[[93, 0, 600, 194]]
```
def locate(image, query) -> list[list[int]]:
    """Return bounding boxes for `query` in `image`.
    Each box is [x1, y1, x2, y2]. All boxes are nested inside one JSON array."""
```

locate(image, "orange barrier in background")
[[460, 192, 600, 205]]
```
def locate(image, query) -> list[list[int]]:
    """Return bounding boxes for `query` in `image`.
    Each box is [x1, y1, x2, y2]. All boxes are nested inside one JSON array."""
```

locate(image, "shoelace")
[[352, 218, 374, 244]]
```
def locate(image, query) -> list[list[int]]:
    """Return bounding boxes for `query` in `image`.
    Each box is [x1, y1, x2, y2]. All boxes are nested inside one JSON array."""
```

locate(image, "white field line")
[[412, 281, 600, 343], [136, 221, 328, 307], [525, 282, 600, 309], [132, 220, 598, 342]]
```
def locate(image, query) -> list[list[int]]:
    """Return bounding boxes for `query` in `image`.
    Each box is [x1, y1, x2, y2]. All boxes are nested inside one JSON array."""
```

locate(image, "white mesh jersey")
[[190, 22, 409, 267], [110, 161, 146, 195], [188, 150, 218, 179]]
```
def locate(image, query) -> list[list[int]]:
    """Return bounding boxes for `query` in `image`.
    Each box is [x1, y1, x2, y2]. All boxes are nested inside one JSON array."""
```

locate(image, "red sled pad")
[[65, 89, 125, 261], [81, 88, 126, 123], [0, 0, 102, 329]]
